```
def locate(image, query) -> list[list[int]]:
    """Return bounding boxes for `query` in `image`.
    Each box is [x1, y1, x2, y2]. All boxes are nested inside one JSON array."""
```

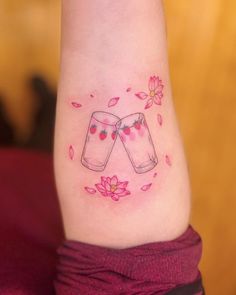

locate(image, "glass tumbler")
[[116, 113, 158, 174], [81, 111, 120, 172]]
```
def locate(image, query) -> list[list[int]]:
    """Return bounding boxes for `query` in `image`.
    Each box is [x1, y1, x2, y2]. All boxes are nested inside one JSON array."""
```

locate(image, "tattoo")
[[84, 187, 96, 194], [165, 154, 172, 167], [81, 112, 158, 174], [95, 175, 130, 201], [117, 113, 158, 174], [108, 97, 120, 108], [71, 102, 82, 108], [135, 76, 164, 109], [81, 111, 120, 172], [141, 183, 152, 191], [69, 145, 75, 160], [68, 74, 172, 202], [157, 113, 163, 126]]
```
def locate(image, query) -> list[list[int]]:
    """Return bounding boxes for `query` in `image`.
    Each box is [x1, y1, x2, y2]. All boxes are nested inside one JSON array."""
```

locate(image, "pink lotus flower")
[[95, 175, 130, 201], [135, 76, 164, 109]]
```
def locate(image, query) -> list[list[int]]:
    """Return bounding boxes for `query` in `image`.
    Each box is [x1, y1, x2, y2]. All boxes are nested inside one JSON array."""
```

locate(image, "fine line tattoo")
[[135, 75, 164, 109], [81, 112, 158, 174]]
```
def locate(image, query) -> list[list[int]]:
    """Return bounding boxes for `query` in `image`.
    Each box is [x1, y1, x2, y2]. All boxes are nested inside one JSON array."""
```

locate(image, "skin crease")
[[54, 0, 191, 249]]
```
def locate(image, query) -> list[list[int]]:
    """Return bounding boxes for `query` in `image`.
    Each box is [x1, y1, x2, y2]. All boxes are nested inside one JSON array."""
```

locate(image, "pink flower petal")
[[108, 97, 120, 107], [148, 76, 156, 91], [157, 91, 164, 99], [69, 145, 74, 160], [111, 194, 120, 201], [71, 102, 82, 108], [135, 92, 148, 100], [156, 84, 164, 92], [141, 183, 152, 191], [110, 175, 118, 186], [117, 181, 129, 189], [95, 183, 106, 193], [85, 187, 96, 194], [126, 87, 132, 92], [114, 188, 126, 194], [165, 155, 172, 166], [157, 114, 163, 126], [101, 176, 106, 187], [117, 190, 131, 197], [105, 181, 111, 191], [145, 98, 153, 109], [154, 95, 162, 105]]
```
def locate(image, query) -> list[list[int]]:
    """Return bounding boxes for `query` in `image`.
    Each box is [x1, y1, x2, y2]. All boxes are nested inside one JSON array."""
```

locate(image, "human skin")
[[54, 0, 191, 249]]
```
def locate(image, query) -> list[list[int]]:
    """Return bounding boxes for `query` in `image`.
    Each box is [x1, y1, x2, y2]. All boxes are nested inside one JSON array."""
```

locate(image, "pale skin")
[[54, 0, 191, 249]]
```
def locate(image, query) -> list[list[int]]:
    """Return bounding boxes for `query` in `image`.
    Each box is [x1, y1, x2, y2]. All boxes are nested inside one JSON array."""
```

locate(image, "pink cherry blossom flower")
[[135, 76, 164, 109], [95, 175, 131, 201]]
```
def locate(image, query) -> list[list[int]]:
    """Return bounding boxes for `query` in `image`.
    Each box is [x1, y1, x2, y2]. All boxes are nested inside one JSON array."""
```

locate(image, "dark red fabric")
[[55, 227, 202, 295], [0, 149, 203, 295], [0, 148, 64, 295]]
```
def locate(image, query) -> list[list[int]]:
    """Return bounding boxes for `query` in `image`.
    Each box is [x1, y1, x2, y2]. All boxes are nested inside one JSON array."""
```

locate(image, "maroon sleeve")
[[54, 226, 204, 295]]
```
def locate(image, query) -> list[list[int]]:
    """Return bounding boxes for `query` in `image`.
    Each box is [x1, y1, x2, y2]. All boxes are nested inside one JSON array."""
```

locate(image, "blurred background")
[[0, 0, 235, 293]]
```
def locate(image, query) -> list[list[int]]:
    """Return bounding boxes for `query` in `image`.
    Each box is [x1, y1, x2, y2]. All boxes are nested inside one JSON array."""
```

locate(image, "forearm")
[[54, 0, 190, 248]]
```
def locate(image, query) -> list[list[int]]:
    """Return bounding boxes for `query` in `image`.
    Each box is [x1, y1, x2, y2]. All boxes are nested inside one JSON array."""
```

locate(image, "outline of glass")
[[81, 111, 120, 172], [116, 112, 158, 174]]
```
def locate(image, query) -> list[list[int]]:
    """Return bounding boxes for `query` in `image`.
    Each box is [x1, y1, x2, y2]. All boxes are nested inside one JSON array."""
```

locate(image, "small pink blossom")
[[141, 183, 152, 191], [71, 102, 82, 108], [69, 145, 74, 160], [85, 187, 96, 194], [135, 76, 164, 109], [95, 175, 130, 201], [108, 97, 120, 107]]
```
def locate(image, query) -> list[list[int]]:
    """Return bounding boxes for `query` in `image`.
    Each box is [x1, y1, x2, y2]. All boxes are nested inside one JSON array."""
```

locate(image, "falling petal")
[[165, 155, 172, 166], [135, 92, 148, 100], [69, 145, 74, 160], [145, 98, 153, 110], [108, 97, 120, 107], [71, 102, 82, 108], [85, 187, 97, 194], [153, 172, 157, 178], [126, 87, 132, 92], [157, 114, 163, 126], [90, 94, 94, 98], [141, 183, 152, 191]]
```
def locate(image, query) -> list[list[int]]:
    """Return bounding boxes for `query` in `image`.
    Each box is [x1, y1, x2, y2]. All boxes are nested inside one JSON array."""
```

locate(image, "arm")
[[54, 0, 191, 248]]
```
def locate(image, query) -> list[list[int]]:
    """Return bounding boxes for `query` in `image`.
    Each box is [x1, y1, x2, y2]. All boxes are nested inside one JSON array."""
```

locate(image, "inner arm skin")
[[54, 0, 191, 248]]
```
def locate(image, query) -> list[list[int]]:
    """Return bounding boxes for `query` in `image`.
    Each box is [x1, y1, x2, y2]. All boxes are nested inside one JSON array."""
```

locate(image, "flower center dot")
[[150, 91, 155, 97], [111, 185, 117, 192]]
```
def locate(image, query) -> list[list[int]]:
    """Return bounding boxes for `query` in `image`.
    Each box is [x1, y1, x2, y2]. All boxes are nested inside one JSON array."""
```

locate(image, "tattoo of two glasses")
[[69, 75, 172, 202]]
